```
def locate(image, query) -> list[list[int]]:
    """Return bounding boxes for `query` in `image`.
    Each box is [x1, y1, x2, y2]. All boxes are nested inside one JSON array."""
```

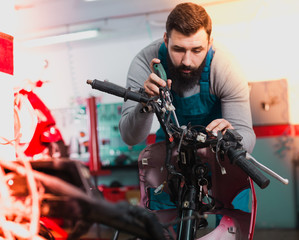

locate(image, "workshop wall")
[[14, 1, 299, 112], [12, 0, 299, 229]]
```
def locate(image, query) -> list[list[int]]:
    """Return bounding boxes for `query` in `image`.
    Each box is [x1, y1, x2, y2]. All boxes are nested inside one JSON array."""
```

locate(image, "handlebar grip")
[[228, 148, 270, 189], [87, 79, 149, 103]]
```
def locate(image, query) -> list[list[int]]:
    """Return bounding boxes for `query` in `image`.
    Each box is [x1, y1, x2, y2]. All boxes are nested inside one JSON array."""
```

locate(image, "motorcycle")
[[14, 79, 68, 159], [0, 75, 287, 240], [86, 67, 289, 240]]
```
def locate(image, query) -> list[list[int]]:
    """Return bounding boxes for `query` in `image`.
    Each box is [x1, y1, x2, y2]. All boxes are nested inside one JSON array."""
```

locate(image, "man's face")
[[165, 28, 212, 75], [164, 28, 212, 93]]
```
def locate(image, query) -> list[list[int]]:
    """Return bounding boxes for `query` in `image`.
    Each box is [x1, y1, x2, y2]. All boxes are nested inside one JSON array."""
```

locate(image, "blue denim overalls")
[[149, 42, 250, 221], [155, 42, 222, 142]]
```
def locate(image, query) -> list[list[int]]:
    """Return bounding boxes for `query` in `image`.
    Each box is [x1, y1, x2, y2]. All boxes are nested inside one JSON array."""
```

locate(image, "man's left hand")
[[206, 119, 233, 134]]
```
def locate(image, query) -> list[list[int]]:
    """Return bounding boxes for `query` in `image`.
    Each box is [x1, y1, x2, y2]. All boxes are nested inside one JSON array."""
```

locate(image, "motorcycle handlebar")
[[86, 79, 150, 103], [227, 148, 270, 189], [86, 80, 271, 189]]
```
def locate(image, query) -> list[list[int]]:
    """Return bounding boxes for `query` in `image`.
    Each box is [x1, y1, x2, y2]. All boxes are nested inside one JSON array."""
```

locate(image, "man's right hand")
[[144, 58, 172, 97]]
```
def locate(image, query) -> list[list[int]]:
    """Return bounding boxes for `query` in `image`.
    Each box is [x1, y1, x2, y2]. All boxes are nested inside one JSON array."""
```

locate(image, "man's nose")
[[181, 51, 192, 66]]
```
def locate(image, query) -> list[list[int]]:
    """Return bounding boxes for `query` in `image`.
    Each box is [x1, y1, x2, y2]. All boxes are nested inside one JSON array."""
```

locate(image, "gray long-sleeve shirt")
[[119, 39, 256, 153]]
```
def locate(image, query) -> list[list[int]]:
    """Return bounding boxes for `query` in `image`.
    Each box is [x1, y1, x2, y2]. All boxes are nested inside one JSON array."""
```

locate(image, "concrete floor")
[[253, 229, 299, 240], [85, 225, 299, 240]]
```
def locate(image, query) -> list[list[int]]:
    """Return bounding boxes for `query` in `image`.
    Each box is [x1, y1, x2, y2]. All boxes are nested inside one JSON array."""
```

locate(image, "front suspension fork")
[[177, 186, 198, 240]]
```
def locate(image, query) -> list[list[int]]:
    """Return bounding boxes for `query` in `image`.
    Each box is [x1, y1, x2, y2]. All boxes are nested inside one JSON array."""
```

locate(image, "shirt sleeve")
[[119, 40, 162, 146], [210, 47, 256, 153]]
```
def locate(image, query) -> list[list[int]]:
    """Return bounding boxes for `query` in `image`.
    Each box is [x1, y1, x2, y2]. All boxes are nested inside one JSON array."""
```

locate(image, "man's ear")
[[208, 35, 214, 49], [163, 32, 168, 48]]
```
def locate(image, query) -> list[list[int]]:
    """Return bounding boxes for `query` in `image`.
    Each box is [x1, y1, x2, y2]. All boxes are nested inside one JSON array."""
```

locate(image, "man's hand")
[[144, 58, 172, 97], [206, 119, 233, 135]]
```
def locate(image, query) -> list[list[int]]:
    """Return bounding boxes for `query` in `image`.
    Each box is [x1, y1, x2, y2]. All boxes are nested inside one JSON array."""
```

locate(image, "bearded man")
[[119, 2, 256, 225]]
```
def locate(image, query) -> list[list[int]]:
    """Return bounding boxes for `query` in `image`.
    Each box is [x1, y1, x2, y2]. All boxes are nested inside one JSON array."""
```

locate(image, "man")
[[119, 1, 255, 227], [119, 3, 255, 153]]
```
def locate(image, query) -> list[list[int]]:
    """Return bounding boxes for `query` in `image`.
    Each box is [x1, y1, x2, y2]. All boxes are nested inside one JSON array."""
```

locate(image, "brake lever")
[[246, 153, 289, 185]]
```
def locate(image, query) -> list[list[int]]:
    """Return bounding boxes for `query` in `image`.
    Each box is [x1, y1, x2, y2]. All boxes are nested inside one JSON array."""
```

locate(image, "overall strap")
[[200, 47, 214, 93], [201, 47, 214, 82], [158, 42, 168, 74]]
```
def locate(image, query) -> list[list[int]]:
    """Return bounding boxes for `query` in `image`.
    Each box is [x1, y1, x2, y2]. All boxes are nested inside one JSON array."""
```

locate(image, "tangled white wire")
[[0, 157, 46, 240], [0, 90, 47, 239]]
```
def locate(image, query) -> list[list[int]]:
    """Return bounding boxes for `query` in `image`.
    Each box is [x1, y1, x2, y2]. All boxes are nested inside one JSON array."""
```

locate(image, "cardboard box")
[[249, 79, 291, 125]]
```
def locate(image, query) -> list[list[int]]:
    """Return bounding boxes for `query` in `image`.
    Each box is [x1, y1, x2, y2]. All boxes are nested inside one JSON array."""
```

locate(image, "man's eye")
[[173, 48, 185, 52], [193, 49, 202, 54]]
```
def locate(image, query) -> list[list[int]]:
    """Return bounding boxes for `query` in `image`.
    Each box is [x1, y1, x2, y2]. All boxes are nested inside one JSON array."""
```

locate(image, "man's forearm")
[[119, 101, 154, 146]]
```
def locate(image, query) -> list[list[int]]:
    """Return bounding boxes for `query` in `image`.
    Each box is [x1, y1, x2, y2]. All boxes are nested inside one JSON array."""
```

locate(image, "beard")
[[167, 52, 207, 96]]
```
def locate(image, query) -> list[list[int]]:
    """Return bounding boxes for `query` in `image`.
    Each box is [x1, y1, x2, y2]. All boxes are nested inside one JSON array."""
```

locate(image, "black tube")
[[2, 160, 165, 239], [87, 79, 149, 103], [86, 201, 166, 240], [177, 186, 197, 240], [227, 148, 270, 189]]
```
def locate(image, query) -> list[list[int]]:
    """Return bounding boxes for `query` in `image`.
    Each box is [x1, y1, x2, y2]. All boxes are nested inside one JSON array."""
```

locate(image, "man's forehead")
[[168, 29, 209, 48]]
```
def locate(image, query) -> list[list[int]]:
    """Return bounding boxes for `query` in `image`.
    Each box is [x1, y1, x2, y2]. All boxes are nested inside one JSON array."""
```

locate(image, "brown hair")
[[166, 2, 212, 39]]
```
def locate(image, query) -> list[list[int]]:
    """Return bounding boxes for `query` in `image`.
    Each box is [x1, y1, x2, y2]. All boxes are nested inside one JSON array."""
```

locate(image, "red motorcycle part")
[[15, 89, 64, 157], [138, 141, 257, 240]]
